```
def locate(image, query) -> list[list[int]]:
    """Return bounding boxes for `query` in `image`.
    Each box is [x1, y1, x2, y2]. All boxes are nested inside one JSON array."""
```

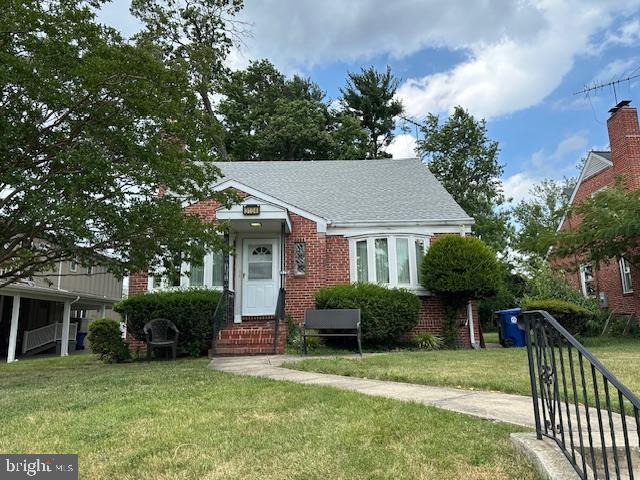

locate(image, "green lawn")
[[0, 354, 536, 480], [287, 337, 640, 399]]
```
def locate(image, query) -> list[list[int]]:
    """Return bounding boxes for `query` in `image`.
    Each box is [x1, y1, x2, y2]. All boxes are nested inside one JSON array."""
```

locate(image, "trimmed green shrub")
[[421, 235, 500, 347], [87, 318, 130, 363], [521, 298, 593, 336], [315, 283, 420, 345], [421, 235, 501, 299], [414, 332, 443, 351], [115, 289, 222, 357]]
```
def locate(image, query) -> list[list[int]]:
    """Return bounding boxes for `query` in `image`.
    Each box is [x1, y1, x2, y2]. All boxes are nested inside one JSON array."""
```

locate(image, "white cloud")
[[593, 57, 640, 83], [503, 172, 538, 204], [239, 1, 545, 70], [503, 132, 588, 203], [604, 18, 640, 46], [387, 134, 418, 159], [397, 1, 640, 119], [98, 0, 640, 119]]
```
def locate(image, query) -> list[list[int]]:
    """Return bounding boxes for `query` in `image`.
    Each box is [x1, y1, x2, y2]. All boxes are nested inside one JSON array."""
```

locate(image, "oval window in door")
[[248, 244, 273, 280]]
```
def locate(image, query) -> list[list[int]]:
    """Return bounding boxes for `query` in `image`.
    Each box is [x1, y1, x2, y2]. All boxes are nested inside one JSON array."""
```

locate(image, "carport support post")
[[60, 300, 71, 357], [100, 305, 107, 318], [7, 295, 20, 363]]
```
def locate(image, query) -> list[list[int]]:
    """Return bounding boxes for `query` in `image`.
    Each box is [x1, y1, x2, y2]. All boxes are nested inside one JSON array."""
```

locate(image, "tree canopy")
[[0, 0, 236, 287], [131, 0, 246, 161], [218, 60, 369, 160], [417, 106, 511, 252], [512, 178, 575, 260], [554, 181, 640, 268], [341, 66, 404, 159]]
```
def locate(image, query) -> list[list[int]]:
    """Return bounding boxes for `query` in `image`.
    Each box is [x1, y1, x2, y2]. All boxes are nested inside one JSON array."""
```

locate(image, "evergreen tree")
[[341, 66, 404, 158]]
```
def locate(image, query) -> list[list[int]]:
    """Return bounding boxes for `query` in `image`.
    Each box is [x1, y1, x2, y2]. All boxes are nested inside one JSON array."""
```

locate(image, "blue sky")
[[98, 0, 640, 204]]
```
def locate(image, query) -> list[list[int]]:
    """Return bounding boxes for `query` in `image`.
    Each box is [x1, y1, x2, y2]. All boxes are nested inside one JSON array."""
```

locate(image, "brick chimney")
[[607, 100, 640, 191]]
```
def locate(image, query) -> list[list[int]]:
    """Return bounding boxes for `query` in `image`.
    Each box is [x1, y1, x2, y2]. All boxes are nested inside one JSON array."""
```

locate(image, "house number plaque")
[[243, 204, 260, 215]]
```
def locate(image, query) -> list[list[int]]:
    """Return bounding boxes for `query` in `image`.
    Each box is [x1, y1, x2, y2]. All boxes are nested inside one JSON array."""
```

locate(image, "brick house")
[[554, 101, 639, 316], [128, 158, 480, 354]]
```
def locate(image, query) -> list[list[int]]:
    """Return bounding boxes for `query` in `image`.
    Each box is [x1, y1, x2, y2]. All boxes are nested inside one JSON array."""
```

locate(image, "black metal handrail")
[[273, 287, 285, 354], [211, 288, 234, 355], [522, 310, 640, 479]]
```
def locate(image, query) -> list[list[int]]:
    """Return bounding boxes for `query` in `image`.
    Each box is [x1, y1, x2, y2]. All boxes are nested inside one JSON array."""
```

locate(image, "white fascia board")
[[327, 221, 473, 237], [212, 180, 328, 232]]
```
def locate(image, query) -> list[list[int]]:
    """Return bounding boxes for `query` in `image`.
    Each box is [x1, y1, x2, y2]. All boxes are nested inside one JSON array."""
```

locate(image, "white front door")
[[241, 239, 279, 316]]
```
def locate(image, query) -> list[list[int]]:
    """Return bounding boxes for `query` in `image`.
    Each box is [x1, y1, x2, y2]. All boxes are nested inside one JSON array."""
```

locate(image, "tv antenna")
[[574, 73, 640, 103]]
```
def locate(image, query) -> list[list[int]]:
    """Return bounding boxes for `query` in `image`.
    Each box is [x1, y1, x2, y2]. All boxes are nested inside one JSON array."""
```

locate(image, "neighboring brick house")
[[554, 100, 639, 316], [128, 158, 479, 354]]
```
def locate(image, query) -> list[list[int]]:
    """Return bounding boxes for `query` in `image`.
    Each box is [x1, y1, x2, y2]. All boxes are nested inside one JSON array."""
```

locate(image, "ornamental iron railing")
[[273, 287, 285, 354], [522, 310, 640, 479], [211, 289, 234, 355]]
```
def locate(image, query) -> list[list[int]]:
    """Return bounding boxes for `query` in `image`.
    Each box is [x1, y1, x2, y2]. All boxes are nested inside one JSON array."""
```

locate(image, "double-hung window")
[[619, 257, 633, 294], [183, 250, 224, 289], [350, 235, 429, 290], [579, 263, 596, 298]]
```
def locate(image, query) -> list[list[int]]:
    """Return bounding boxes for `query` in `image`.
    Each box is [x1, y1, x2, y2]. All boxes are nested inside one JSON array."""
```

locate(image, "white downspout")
[[467, 300, 479, 349]]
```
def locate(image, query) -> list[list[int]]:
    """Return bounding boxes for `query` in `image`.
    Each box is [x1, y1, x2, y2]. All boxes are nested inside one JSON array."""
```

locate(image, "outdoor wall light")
[[250, 222, 262, 228]]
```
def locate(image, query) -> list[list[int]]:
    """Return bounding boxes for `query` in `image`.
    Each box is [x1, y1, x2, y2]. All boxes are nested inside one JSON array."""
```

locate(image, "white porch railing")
[[22, 322, 78, 354]]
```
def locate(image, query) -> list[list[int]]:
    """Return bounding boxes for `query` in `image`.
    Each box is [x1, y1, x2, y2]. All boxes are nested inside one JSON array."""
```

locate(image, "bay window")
[[396, 238, 410, 285], [374, 238, 389, 283], [355, 240, 368, 282], [350, 235, 429, 290]]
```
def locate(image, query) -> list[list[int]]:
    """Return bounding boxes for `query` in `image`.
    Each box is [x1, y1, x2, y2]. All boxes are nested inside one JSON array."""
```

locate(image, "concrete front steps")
[[212, 320, 286, 356]]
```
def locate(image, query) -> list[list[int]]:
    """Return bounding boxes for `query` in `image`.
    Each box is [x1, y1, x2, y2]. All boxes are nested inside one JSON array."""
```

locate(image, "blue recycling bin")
[[495, 308, 525, 347]]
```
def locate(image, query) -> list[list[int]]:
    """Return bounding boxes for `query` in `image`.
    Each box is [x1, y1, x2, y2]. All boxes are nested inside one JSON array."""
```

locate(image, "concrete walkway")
[[209, 354, 537, 428]]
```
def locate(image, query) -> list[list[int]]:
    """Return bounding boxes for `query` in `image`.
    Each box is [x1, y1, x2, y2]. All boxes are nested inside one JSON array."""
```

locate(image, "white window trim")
[[180, 251, 225, 290], [349, 234, 430, 293], [619, 257, 634, 294], [579, 263, 595, 298], [69, 260, 78, 273]]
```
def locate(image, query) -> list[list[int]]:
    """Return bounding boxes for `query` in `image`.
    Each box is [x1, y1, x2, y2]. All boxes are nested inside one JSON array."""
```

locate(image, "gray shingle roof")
[[212, 158, 472, 224]]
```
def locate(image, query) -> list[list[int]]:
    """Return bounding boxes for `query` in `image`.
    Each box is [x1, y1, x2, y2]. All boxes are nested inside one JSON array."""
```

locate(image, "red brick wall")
[[325, 235, 350, 285], [128, 272, 149, 296], [609, 104, 640, 191], [413, 296, 479, 348], [284, 214, 329, 322], [553, 103, 640, 315]]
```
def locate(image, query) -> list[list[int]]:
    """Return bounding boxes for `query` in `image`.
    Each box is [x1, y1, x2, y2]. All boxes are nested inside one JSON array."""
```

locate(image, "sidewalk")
[[209, 354, 536, 428]]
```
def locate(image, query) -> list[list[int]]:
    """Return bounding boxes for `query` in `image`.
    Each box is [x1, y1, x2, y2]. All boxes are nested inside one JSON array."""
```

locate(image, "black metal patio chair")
[[143, 318, 179, 360]]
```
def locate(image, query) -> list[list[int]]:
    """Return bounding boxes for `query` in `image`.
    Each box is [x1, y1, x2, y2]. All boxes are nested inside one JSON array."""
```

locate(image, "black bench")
[[301, 309, 362, 356]]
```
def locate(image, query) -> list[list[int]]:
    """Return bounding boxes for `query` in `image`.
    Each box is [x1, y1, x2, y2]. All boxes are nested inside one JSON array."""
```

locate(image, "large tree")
[[0, 0, 235, 287], [512, 178, 575, 259], [131, 0, 246, 161], [554, 182, 640, 268], [218, 59, 369, 160], [341, 66, 404, 159], [417, 106, 511, 252]]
